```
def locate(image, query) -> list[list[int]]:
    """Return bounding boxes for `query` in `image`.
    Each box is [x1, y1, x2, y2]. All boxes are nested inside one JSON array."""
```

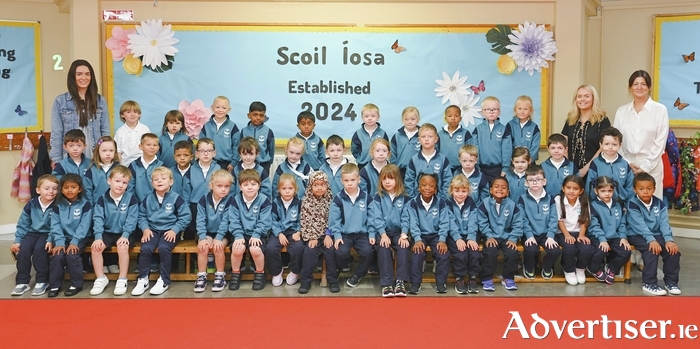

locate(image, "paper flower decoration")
[[127, 19, 179, 71], [455, 94, 482, 126], [122, 54, 143, 76], [485, 23, 557, 75], [179, 100, 211, 139], [105, 26, 136, 61], [434, 70, 472, 105]]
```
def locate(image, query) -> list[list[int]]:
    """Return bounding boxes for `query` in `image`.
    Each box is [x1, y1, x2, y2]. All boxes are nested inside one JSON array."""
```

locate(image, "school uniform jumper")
[[187, 161, 222, 205], [506, 118, 541, 163], [195, 192, 231, 242], [359, 162, 386, 198], [199, 115, 240, 169], [228, 193, 272, 244], [505, 170, 527, 201], [265, 196, 303, 276], [14, 198, 55, 285], [49, 197, 92, 289], [239, 120, 275, 173], [445, 197, 482, 279], [437, 125, 472, 172], [84, 162, 118, 204], [329, 190, 373, 282], [471, 118, 513, 182], [170, 165, 192, 204], [454, 167, 490, 207], [232, 161, 272, 199], [128, 157, 164, 202], [369, 193, 411, 286], [272, 158, 311, 199], [518, 191, 561, 273], [318, 158, 349, 197], [52, 154, 90, 180], [297, 132, 326, 171], [390, 126, 421, 172], [92, 191, 140, 247], [407, 195, 451, 285], [588, 198, 631, 274], [587, 153, 634, 203], [405, 151, 453, 199], [157, 131, 190, 169], [477, 196, 523, 280], [137, 190, 192, 285], [350, 123, 389, 168], [541, 157, 578, 197], [626, 195, 680, 286]]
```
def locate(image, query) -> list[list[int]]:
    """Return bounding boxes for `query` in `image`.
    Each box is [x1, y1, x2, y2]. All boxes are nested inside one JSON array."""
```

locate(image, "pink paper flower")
[[106, 26, 136, 61], [179, 100, 212, 139]]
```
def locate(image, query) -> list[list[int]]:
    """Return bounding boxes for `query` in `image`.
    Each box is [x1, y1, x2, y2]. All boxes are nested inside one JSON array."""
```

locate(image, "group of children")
[[11, 94, 681, 297]]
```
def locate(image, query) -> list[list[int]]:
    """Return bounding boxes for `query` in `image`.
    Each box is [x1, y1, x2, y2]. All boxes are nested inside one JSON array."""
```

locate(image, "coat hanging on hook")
[[11, 136, 35, 202]]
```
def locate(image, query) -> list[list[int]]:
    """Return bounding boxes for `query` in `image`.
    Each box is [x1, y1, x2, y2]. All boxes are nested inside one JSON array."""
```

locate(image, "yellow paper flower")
[[497, 54, 517, 75], [123, 54, 143, 76]]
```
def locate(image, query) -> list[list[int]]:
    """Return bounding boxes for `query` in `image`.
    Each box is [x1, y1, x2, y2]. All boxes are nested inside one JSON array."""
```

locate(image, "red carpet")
[[1, 297, 698, 348]]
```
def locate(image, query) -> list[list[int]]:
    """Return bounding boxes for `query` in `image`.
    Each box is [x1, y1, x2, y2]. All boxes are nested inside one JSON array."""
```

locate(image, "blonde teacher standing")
[[613, 70, 668, 199]]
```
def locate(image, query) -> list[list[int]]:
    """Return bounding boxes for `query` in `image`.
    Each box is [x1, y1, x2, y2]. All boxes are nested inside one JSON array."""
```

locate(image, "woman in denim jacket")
[[50, 60, 110, 165]]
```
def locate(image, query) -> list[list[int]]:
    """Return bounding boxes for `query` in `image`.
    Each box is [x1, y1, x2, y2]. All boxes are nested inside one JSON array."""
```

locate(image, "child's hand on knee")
[[233, 239, 244, 249], [467, 240, 479, 251], [292, 232, 301, 241], [577, 235, 590, 244], [51, 245, 65, 256], [436, 241, 447, 254], [278, 234, 289, 247], [250, 237, 262, 247], [44, 242, 52, 252], [666, 241, 679, 255], [456, 239, 467, 252], [524, 237, 536, 246], [334, 238, 344, 250], [323, 236, 332, 249], [66, 244, 79, 254], [117, 237, 130, 247], [142, 229, 153, 243], [213, 239, 225, 252], [506, 240, 518, 250], [545, 237, 558, 249], [485, 238, 497, 247], [599, 241, 610, 253], [308, 239, 318, 249], [164, 230, 177, 243], [369, 237, 376, 245], [649, 241, 662, 255], [620, 239, 630, 251], [197, 239, 209, 252], [92, 239, 105, 253], [412, 241, 424, 253], [399, 234, 409, 249], [380, 234, 390, 248]]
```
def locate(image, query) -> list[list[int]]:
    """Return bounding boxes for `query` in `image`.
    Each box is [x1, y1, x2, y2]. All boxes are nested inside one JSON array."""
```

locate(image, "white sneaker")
[[149, 278, 169, 295], [107, 265, 120, 274], [564, 272, 578, 286], [286, 272, 299, 285], [575, 268, 586, 284], [272, 271, 284, 287], [642, 283, 667, 296], [114, 279, 128, 296], [11, 284, 30, 296], [90, 276, 109, 295], [131, 278, 149, 296]]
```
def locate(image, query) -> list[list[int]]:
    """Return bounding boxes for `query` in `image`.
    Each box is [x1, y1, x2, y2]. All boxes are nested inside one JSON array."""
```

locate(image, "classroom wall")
[[0, 0, 594, 225], [600, 0, 700, 139]]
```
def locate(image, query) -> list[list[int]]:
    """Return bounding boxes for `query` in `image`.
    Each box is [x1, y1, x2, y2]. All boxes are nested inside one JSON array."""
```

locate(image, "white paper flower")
[[506, 22, 557, 76], [127, 19, 179, 69], [434, 71, 471, 105], [456, 93, 482, 126]]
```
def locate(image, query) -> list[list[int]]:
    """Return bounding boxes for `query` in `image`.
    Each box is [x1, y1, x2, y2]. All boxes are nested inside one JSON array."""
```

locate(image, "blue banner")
[[0, 21, 42, 132], [106, 25, 550, 144]]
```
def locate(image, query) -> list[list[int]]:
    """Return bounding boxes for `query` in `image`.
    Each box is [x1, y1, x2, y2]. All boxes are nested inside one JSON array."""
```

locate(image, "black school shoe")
[[328, 282, 340, 293], [408, 283, 421, 295], [48, 288, 60, 298], [252, 272, 266, 291], [298, 282, 311, 294], [229, 273, 241, 291], [436, 283, 447, 294], [64, 286, 82, 297]]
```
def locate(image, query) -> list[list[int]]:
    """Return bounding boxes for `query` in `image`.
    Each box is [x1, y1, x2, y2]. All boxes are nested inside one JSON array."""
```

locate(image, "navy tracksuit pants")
[[556, 231, 595, 273], [138, 230, 177, 285], [333, 233, 372, 280], [15, 232, 50, 285], [522, 234, 562, 273], [49, 239, 88, 289], [480, 238, 520, 280], [300, 237, 338, 284], [588, 237, 631, 274], [446, 236, 481, 279], [628, 234, 681, 285], [265, 230, 304, 276], [376, 232, 410, 286], [409, 233, 450, 285]]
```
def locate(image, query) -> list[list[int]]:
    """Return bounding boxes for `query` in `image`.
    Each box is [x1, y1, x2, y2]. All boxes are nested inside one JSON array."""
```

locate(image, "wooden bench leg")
[[320, 258, 328, 287], [624, 256, 632, 284], [185, 252, 191, 274]]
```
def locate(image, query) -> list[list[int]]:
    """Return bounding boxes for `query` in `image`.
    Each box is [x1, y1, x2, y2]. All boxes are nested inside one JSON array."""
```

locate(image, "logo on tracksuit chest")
[[257, 135, 265, 144], [496, 131, 503, 140], [614, 209, 620, 219], [462, 209, 470, 220], [395, 199, 403, 208], [309, 142, 317, 150], [165, 203, 173, 213], [542, 204, 549, 213], [433, 163, 441, 172], [653, 206, 660, 216], [223, 128, 231, 136], [252, 205, 259, 214], [455, 135, 463, 144], [414, 142, 421, 151], [563, 168, 570, 176], [525, 132, 532, 141], [503, 209, 510, 217], [431, 208, 438, 217], [290, 209, 298, 220], [119, 203, 128, 212], [217, 204, 225, 212], [618, 167, 627, 178], [358, 200, 366, 211], [470, 182, 478, 192], [72, 208, 81, 219]]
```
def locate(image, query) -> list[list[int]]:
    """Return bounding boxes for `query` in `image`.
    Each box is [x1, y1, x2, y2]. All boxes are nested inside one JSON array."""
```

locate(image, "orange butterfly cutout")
[[391, 40, 406, 54], [682, 52, 695, 63], [674, 97, 689, 110]]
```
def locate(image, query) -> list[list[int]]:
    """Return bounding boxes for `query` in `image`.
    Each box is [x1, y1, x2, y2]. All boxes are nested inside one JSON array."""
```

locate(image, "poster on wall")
[[104, 22, 554, 144], [0, 21, 42, 132], [653, 14, 700, 128]]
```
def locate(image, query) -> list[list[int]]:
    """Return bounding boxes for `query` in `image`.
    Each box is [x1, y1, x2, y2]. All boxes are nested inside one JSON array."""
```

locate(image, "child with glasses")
[[471, 96, 512, 183]]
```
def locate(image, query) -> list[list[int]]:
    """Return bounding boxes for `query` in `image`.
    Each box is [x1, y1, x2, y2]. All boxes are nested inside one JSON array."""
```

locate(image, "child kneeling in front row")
[[194, 170, 234, 293], [477, 176, 523, 291], [626, 173, 681, 296], [132, 167, 192, 296], [407, 173, 451, 294], [90, 165, 140, 296], [10, 175, 59, 296], [228, 169, 272, 291]]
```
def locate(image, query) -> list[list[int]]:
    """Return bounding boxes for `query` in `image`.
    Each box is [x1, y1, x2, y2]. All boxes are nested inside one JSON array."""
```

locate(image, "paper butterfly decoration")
[[682, 52, 695, 63], [674, 97, 689, 110], [471, 80, 485, 94], [15, 105, 28, 116], [391, 40, 406, 54]]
